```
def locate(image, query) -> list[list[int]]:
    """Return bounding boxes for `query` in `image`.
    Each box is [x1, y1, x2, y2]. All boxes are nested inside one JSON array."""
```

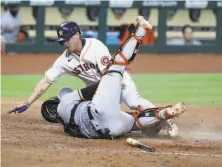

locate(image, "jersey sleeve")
[[95, 43, 112, 72], [45, 58, 65, 83]]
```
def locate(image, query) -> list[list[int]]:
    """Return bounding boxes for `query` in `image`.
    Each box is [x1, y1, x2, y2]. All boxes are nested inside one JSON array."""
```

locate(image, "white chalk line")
[[53, 144, 222, 157], [158, 152, 221, 157]]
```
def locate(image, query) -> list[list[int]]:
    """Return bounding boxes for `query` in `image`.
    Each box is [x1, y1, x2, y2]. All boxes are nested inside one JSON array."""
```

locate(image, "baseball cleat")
[[136, 15, 153, 31], [160, 119, 179, 137], [164, 102, 186, 117]]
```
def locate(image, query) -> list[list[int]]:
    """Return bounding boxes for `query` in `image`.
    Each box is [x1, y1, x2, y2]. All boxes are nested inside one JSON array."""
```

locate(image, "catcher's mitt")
[[41, 96, 60, 123]]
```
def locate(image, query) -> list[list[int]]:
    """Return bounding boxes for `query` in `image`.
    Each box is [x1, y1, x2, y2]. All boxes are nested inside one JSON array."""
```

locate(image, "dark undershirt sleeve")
[[80, 82, 99, 100]]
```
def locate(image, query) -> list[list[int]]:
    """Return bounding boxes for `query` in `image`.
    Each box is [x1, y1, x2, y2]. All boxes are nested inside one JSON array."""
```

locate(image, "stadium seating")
[[167, 9, 216, 39], [2, 7, 216, 42]]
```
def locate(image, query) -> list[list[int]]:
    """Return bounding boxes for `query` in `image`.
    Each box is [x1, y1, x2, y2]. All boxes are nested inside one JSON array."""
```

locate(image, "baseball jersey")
[[1, 10, 22, 43], [46, 38, 104, 86], [46, 38, 134, 90]]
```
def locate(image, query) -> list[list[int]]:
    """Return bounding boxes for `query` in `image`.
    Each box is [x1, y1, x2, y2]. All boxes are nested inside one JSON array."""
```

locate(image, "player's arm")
[[27, 77, 52, 105], [8, 77, 53, 114], [8, 57, 65, 114], [27, 60, 66, 105]]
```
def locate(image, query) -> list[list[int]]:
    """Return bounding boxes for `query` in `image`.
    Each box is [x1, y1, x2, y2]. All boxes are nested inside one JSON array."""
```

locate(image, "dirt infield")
[[2, 54, 222, 167]]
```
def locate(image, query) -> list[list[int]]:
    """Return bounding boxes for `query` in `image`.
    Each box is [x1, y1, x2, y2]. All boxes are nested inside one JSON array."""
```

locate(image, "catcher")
[[9, 16, 179, 137], [42, 83, 184, 138]]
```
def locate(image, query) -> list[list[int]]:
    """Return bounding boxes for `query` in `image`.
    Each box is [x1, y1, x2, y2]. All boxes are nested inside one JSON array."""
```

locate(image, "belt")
[[87, 106, 113, 140]]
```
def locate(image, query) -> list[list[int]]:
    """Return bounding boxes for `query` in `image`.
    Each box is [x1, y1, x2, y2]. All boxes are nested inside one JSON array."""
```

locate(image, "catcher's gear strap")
[[113, 38, 141, 66], [80, 82, 99, 101], [112, 27, 142, 66], [132, 110, 156, 128], [63, 102, 87, 138], [87, 106, 113, 140], [134, 106, 173, 128]]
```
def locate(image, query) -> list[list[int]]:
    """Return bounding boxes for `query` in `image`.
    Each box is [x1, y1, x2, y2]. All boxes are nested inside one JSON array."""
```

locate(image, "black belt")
[[87, 106, 113, 140]]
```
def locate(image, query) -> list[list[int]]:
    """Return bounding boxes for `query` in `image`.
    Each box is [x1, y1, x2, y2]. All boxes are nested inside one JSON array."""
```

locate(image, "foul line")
[[53, 144, 222, 157], [158, 151, 221, 157]]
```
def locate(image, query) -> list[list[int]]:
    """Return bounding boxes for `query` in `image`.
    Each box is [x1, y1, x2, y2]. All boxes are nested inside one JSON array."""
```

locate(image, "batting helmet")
[[57, 21, 80, 44]]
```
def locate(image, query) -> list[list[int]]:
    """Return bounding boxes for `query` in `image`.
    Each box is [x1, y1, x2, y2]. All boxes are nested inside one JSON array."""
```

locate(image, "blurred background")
[[1, 0, 222, 105], [1, 0, 222, 53]]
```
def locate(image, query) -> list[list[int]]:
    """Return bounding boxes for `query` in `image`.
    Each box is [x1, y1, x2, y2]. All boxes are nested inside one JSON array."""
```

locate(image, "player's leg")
[[121, 72, 155, 110], [90, 16, 153, 137], [131, 103, 186, 137], [121, 72, 179, 137], [112, 16, 153, 66], [91, 65, 134, 136]]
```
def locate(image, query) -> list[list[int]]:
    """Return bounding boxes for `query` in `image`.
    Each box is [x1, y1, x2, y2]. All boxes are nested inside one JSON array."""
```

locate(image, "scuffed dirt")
[[2, 99, 222, 167], [2, 53, 222, 167]]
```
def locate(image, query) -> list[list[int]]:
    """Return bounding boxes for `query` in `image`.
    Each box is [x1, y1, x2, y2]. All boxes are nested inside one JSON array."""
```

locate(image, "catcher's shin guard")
[[111, 16, 153, 66], [111, 35, 142, 66], [103, 16, 153, 72], [41, 96, 60, 123], [111, 17, 152, 66], [132, 102, 186, 129]]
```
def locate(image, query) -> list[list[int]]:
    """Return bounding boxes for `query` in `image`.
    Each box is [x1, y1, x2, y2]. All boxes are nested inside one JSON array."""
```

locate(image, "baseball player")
[[43, 31, 185, 139], [9, 16, 178, 137]]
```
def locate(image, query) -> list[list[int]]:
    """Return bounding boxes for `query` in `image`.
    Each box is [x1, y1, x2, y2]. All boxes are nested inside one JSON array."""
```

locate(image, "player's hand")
[[8, 102, 30, 114]]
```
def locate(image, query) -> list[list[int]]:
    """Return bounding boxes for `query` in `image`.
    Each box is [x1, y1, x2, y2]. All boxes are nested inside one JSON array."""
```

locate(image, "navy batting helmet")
[[57, 21, 80, 44]]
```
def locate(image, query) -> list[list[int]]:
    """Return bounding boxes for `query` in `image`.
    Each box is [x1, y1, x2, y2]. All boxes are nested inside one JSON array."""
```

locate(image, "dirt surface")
[[2, 54, 222, 167]]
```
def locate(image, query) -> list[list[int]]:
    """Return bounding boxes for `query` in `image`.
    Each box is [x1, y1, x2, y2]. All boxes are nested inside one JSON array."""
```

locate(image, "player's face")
[[183, 27, 193, 41], [64, 33, 80, 53], [9, 6, 19, 17]]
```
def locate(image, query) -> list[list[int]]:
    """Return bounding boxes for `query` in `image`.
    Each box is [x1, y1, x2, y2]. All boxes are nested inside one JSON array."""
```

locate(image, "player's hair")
[[182, 25, 194, 34]]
